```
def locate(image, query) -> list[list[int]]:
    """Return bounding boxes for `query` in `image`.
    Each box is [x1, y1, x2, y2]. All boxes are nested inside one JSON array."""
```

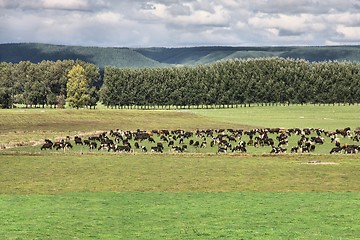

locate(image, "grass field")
[[1, 105, 360, 239]]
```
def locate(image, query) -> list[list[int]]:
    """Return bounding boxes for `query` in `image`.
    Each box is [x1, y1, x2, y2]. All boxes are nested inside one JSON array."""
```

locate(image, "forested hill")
[[1, 43, 360, 67], [0, 43, 163, 68]]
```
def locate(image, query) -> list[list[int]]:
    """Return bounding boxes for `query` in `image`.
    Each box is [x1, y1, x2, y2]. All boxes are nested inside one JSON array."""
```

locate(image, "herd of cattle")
[[40, 127, 360, 154]]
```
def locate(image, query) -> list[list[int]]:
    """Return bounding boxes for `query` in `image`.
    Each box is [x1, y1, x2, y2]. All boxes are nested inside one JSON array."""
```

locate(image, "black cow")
[[330, 147, 343, 154], [115, 145, 131, 152], [151, 146, 163, 153], [41, 142, 53, 150], [232, 145, 247, 153], [218, 147, 227, 153], [74, 136, 83, 145]]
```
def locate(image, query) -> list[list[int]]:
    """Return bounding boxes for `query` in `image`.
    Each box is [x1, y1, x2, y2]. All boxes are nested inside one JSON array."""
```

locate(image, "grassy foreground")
[[1, 192, 360, 239]]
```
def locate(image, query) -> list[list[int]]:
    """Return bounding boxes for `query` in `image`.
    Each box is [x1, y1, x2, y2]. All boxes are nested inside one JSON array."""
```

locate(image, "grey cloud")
[[0, 0, 359, 47], [247, 0, 359, 14], [278, 29, 305, 37], [168, 3, 191, 16], [140, 2, 156, 10], [0, 0, 108, 12]]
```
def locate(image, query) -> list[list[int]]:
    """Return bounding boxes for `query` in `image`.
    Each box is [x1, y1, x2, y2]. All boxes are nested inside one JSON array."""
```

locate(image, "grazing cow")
[[172, 145, 185, 152], [83, 139, 91, 146], [55, 141, 72, 150], [88, 136, 100, 141], [232, 145, 247, 153], [160, 135, 168, 142], [200, 141, 207, 148], [193, 141, 200, 148], [151, 146, 163, 153], [141, 146, 148, 152], [156, 142, 164, 151], [218, 147, 227, 153], [134, 142, 140, 149], [41, 142, 53, 150], [168, 140, 174, 147], [311, 136, 325, 144], [270, 147, 287, 154], [330, 147, 343, 154], [336, 127, 351, 137], [343, 144, 359, 154], [291, 146, 299, 153], [227, 135, 237, 142], [354, 129, 360, 136], [74, 136, 83, 145], [134, 133, 149, 141], [115, 145, 131, 152], [158, 130, 170, 136], [278, 139, 288, 147], [247, 139, 254, 146], [89, 141, 97, 150], [181, 145, 188, 151]]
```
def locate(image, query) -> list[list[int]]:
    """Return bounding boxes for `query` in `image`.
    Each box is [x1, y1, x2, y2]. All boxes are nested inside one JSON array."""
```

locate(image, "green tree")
[[66, 65, 90, 109]]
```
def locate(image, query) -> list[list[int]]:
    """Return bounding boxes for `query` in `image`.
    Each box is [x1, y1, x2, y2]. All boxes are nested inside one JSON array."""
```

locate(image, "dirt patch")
[[303, 160, 338, 165]]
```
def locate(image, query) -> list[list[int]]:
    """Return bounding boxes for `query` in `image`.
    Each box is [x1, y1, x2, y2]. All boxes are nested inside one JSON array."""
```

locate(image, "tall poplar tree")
[[66, 64, 90, 109]]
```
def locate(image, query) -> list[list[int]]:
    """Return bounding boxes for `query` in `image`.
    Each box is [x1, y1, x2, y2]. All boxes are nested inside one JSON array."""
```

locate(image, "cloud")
[[0, 0, 359, 47]]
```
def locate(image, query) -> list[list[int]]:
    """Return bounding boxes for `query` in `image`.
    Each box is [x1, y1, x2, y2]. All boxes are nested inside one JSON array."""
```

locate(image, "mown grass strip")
[[1, 154, 360, 194], [1, 192, 359, 239]]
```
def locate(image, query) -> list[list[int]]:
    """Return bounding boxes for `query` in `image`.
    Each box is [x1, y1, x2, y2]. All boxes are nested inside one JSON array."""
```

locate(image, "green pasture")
[[1, 105, 360, 239], [1, 192, 360, 239], [191, 104, 360, 130], [1, 154, 360, 194]]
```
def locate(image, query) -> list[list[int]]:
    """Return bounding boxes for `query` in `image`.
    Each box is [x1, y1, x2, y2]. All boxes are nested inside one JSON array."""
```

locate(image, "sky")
[[0, 0, 359, 47]]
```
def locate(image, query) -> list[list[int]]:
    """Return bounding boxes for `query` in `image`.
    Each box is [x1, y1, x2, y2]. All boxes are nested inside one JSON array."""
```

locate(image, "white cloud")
[[0, 0, 359, 47], [336, 26, 360, 41], [41, 0, 89, 10]]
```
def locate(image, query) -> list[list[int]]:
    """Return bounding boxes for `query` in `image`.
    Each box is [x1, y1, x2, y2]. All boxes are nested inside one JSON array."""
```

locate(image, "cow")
[[330, 147, 343, 154], [217, 147, 227, 153], [172, 145, 185, 152], [141, 146, 148, 152], [232, 145, 247, 153], [83, 139, 91, 146], [151, 146, 163, 153], [270, 147, 287, 154], [89, 141, 97, 150], [74, 136, 83, 145], [115, 145, 131, 152], [311, 136, 325, 144], [41, 142, 53, 150], [290, 146, 299, 153], [168, 140, 175, 147]]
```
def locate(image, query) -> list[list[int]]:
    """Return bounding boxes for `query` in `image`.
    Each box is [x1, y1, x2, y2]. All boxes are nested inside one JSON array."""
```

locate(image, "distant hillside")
[[1, 43, 360, 68], [0, 43, 163, 68], [135, 46, 360, 64]]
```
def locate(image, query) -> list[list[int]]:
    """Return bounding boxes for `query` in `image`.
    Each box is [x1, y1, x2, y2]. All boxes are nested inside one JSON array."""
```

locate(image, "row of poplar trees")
[[0, 60, 100, 108], [1, 58, 359, 109], [101, 58, 360, 108]]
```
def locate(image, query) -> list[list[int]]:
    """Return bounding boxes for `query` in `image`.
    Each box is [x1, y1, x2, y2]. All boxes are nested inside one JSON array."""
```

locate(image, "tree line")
[[101, 58, 360, 108], [0, 60, 100, 108], [0, 58, 359, 109]]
